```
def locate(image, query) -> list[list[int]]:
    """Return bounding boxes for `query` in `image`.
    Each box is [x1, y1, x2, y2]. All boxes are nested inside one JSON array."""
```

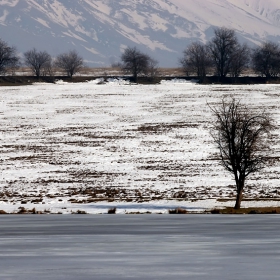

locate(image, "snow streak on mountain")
[[0, 0, 280, 67]]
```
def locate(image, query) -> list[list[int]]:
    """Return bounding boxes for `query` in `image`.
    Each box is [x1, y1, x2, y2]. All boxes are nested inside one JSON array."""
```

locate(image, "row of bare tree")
[[1, 27, 280, 81], [180, 27, 280, 81], [0, 39, 84, 78], [118, 27, 280, 83], [24, 49, 84, 78]]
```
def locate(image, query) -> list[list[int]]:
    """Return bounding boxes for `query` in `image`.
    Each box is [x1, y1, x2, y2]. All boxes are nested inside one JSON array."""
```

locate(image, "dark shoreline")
[[0, 75, 279, 86]]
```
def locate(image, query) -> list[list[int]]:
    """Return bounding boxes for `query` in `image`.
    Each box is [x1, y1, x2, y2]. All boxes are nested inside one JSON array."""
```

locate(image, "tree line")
[[0, 41, 84, 78], [118, 27, 280, 83], [1, 26, 280, 81], [180, 27, 280, 82]]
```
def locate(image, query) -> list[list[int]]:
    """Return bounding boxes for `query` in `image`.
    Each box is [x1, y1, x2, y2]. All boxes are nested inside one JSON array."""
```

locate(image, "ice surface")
[[0, 215, 280, 280]]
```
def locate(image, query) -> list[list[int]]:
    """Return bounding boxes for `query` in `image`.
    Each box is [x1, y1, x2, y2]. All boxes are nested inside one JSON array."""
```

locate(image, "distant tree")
[[120, 47, 151, 82], [180, 42, 212, 82], [44, 60, 55, 77], [229, 43, 251, 78], [208, 27, 238, 79], [252, 41, 280, 78], [24, 48, 52, 77], [147, 58, 159, 80], [55, 50, 84, 77], [111, 62, 122, 68], [209, 98, 274, 209], [0, 38, 20, 75]]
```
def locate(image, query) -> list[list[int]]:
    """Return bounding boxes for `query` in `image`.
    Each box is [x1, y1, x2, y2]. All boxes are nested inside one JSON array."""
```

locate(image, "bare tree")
[[24, 48, 52, 77], [45, 61, 55, 77], [120, 47, 150, 82], [180, 42, 212, 82], [55, 50, 84, 77], [0, 38, 20, 75], [208, 27, 238, 79], [252, 41, 280, 78], [147, 58, 159, 80], [229, 43, 251, 78], [209, 98, 274, 209]]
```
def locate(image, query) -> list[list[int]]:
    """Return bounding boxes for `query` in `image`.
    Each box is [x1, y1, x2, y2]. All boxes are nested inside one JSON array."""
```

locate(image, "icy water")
[[0, 215, 279, 280]]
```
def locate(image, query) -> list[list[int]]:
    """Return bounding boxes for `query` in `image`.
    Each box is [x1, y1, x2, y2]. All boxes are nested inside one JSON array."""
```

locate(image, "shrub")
[[108, 207, 116, 214], [168, 207, 188, 214]]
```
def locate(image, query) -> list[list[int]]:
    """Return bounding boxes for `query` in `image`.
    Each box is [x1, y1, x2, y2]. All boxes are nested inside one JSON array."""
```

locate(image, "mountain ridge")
[[0, 0, 280, 67]]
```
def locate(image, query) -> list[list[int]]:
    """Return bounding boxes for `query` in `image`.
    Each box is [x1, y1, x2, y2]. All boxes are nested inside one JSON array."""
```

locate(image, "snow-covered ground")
[[0, 79, 280, 214]]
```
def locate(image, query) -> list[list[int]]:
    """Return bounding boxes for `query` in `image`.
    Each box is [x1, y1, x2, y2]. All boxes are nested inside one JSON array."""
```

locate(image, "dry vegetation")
[[209, 207, 280, 214], [1, 67, 280, 86]]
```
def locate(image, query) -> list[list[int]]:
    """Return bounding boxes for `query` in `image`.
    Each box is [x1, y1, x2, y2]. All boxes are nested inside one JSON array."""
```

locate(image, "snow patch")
[[33, 17, 50, 28], [160, 78, 198, 84], [0, 0, 19, 7], [62, 30, 86, 42], [83, 46, 99, 55]]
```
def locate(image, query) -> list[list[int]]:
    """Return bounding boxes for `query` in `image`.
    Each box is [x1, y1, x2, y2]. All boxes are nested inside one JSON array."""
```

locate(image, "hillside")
[[0, 0, 280, 67]]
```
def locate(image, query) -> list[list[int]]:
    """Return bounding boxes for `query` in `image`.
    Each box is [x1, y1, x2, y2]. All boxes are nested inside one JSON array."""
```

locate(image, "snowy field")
[[0, 79, 280, 214]]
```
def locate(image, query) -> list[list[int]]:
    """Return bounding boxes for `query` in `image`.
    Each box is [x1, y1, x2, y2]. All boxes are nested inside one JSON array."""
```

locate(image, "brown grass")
[[209, 207, 280, 214], [2, 67, 280, 86]]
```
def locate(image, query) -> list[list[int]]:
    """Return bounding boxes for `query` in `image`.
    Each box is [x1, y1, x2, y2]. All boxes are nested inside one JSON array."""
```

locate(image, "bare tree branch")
[[252, 41, 280, 78], [0, 38, 20, 75], [180, 42, 212, 82], [120, 47, 151, 82], [207, 27, 239, 80], [24, 48, 52, 78], [55, 50, 84, 77]]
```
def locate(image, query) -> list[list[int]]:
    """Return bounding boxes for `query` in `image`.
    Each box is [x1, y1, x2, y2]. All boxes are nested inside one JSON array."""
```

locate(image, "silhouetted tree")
[[229, 43, 251, 78], [0, 38, 20, 75], [252, 41, 280, 78], [121, 47, 151, 82], [55, 50, 84, 77], [209, 98, 274, 209], [208, 27, 238, 79], [180, 42, 212, 82], [24, 48, 52, 77]]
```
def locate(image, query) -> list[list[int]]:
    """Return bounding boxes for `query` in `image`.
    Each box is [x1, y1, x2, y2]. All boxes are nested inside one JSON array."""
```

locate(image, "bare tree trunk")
[[234, 190, 243, 209], [234, 175, 245, 209], [133, 71, 137, 83]]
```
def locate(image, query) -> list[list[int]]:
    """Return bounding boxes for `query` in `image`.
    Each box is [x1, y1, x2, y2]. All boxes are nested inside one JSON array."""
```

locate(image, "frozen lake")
[[0, 215, 280, 280]]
